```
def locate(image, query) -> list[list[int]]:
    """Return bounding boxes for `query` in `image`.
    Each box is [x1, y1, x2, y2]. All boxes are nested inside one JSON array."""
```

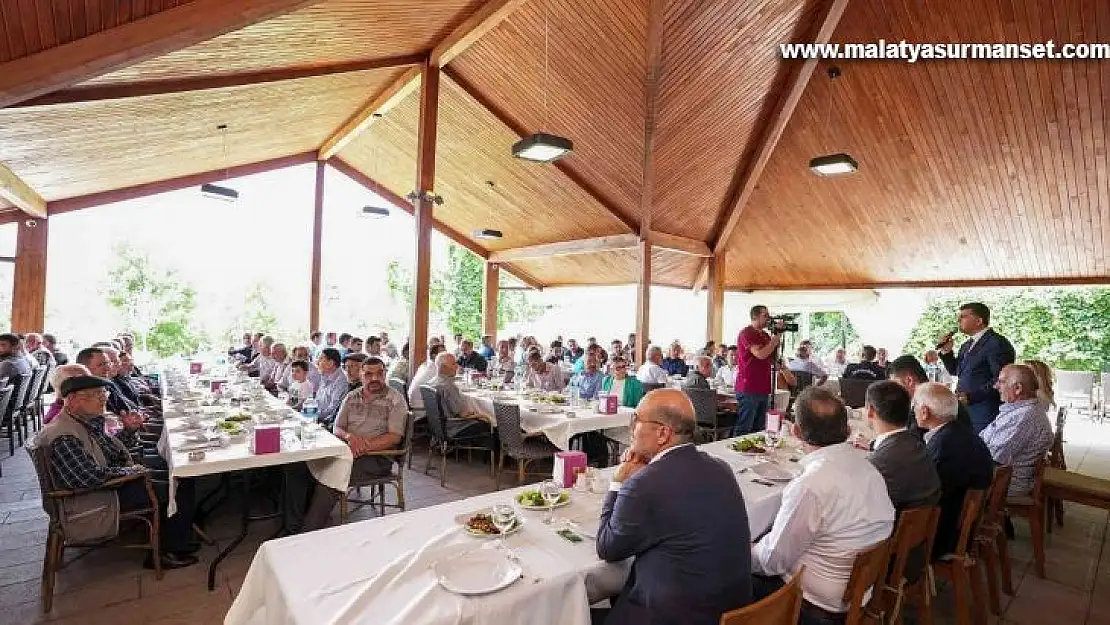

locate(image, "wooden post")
[[706, 254, 725, 344], [635, 239, 651, 366], [309, 160, 325, 333], [12, 217, 48, 332], [483, 261, 499, 345], [410, 59, 439, 370]]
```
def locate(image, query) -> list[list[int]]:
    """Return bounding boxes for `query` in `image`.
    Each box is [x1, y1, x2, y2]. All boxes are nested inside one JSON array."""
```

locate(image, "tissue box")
[[252, 425, 281, 455], [553, 451, 587, 488], [189, 361, 203, 375], [210, 379, 226, 393], [766, 410, 783, 434], [597, 393, 618, 414]]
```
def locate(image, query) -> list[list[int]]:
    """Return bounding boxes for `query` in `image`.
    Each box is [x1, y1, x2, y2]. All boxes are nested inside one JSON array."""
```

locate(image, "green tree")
[[105, 244, 204, 357], [808, 311, 860, 357]]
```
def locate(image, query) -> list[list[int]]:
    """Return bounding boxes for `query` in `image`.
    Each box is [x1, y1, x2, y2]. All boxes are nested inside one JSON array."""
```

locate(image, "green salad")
[[729, 435, 767, 453], [516, 490, 570, 507]]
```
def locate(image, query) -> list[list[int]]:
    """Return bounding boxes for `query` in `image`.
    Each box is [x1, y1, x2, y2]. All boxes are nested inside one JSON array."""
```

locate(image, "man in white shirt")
[[787, 343, 828, 385], [825, 348, 848, 378], [380, 331, 399, 360], [980, 364, 1053, 496], [522, 349, 566, 392], [714, 346, 739, 388], [751, 386, 895, 621], [408, 343, 446, 412], [262, 343, 291, 392], [636, 345, 669, 385]]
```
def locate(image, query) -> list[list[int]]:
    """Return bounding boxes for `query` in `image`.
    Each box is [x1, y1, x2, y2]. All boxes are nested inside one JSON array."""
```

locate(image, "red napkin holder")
[[766, 410, 783, 434], [189, 361, 203, 375], [210, 379, 226, 393], [553, 451, 587, 488], [597, 393, 618, 414], [253, 425, 281, 455]]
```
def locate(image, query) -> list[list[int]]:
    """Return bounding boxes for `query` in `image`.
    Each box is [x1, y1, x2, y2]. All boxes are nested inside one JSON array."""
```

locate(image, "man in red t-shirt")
[[733, 305, 782, 435]]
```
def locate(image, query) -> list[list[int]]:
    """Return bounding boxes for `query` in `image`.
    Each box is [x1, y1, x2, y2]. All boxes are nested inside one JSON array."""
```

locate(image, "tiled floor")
[[2, 420, 1110, 624]]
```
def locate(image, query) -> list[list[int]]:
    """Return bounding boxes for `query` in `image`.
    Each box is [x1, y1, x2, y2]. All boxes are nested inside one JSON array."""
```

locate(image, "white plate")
[[456, 512, 525, 538], [752, 462, 797, 482], [528, 405, 564, 414], [435, 550, 522, 596]]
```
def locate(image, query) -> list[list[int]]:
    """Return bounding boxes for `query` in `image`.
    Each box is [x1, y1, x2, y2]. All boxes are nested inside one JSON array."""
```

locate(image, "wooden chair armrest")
[[47, 470, 150, 499], [358, 448, 406, 458]]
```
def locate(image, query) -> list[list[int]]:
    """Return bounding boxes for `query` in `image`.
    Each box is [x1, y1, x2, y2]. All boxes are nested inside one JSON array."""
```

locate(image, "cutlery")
[[750, 478, 776, 487]]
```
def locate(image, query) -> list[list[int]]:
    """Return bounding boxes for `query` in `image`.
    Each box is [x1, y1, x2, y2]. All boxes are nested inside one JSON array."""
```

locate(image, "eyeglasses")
[[630, 412, 667, 429]]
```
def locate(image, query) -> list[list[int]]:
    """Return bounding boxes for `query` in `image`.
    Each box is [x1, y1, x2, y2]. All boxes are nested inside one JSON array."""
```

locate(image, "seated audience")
[[788, 343, 828, 384], [571, 343, 598, 373], [314, 348, 348, 428], [348, 337, 364, 355], [457, 339, 489, 373], [488, 340, 514, 379], [40, 375, 198, 568], [751, 387, 895, 622], [309, 331, 323, 360], [380, 331, 399, 360], [44, 364, 91, 425], [660, 342, 689, 376], [337, 333, 353, 356], [683, 356, 712, 390], [281, 345, 321, 391], [864, 381, 941, 510], [1023, 359, 1055, 409], [408, 344, 446, 412], [596, 389, 752, 625], [24, 332, 56, 369], [888, 355, 971, 437], [242, 336, 276, 379], [980, 364, 1054, 497], [843, 345, 887, 380], [115, 350, 160, 409], [429, 353, 491, 428], [566, 338, 584, 363], [0, 333, 32, 381], [714, 346, 739, 388], [262, 343, 290, 392], [912, 382, 994, 559], [876, 347, 890, 371], [44, 333, 69, 366], [523, 349, 566, 391], [76, 347, 145, 448], [545, 340, 565, 365], [285, 360, 315, 410], [609, 340, 624, 365], [922, 349, 952, 384], [227, 332, 254, 362], [636, 346, 670, 385], [342, 352, 368, 394], [366, 335, 390, 364], [602, 357, 645, 408], [571, 353, 604, 400], [825, 348, 848, 378], [776, 358, 797, 391], [300, 358, 406, 531], [713, 344, 729, 371], [477, 335, 495, 359], [387, 343, 411, 386]]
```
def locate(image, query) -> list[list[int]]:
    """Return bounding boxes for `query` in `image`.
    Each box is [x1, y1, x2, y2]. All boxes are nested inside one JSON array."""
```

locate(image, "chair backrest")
[[25, 439, 61, 521], [885, 507, 941, 595], [492, 401, 529, 455], [982, 465, 1014, 528], [719, 566, 805, 625], [389, 378, 410, 409], [684, 387, 718, 428], [1055, 370, 1094, 397], [953, 489, 986, 557], [1049, 418, 1066, 471], [396, 409, 415, 468], [642, 382, 665, 393], [792, 370, 815, 395], [0, 385, 14, 431], [419, 385, 448, 441], [25, 366, 47, 410], [1030, 455, 1047, 503], [4, 372, 31, 421], [840, 378, 875, 409], [1055, 405, 1067, 432], [843, 538, 893, 625]]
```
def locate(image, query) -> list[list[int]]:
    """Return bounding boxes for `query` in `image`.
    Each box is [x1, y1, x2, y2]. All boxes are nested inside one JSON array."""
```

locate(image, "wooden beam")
[[44, 152, 316, 216], [11, 218, 48, 332], [10, 54, 425, 109], [0, 164, 47, 218], [0, 0, 325, 108], [728, 276, 1110, 290], [317, 66, 422, 160], [309, 161, 325, 333], [498, 262, 545, 291], [646, 231, 709, 257], [430, 0, 531, 66], [483, 262, 500, 343], [489, 235, 639, 262], [691, 262, 709, 293], [410, 60, 440, 371], [445, 68, 639, 233], [635, 239, 652, 367], [707, 0, 850, 256], [706, 255, 725, 344], [639, 0, 664, 239]]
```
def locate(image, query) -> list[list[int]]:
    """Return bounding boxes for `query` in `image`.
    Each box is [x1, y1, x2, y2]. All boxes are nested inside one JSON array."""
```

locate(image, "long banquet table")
[[460, 388, 634, 450], [224, 436, 803, 625]]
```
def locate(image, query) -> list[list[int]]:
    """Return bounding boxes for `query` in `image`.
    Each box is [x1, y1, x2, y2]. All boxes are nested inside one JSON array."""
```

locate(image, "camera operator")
[[733, 305, 783, 436]]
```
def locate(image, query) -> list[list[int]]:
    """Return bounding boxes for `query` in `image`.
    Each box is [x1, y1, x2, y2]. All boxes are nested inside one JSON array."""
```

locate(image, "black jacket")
[[925, 420, 995, 558]]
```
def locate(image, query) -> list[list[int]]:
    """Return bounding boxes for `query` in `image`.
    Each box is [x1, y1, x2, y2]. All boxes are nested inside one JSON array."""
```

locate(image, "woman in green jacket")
[[601, 356, 645, 408]]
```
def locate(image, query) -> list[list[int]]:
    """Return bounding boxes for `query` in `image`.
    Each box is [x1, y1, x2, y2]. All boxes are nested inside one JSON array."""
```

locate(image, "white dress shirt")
[[825, 360, 848, 378], [788, 357, 827, 377], [979, 398, 1053, 495], [714, 365, 737, 388], [255, 355, 278, 382], [407, 361, 439, 410], [636, 362, 669, 384], [752, 442, 895, 613]]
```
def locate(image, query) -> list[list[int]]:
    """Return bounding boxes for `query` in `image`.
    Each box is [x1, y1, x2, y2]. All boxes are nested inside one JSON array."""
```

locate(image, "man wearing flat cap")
[[36, 375, 199, 569]]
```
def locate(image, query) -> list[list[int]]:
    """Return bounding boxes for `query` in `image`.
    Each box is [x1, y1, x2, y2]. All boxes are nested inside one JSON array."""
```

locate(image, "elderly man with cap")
[[37, 375, 199, 569]]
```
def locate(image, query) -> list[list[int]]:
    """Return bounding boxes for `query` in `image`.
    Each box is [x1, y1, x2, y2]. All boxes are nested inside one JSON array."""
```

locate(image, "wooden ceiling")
[[1, 0, 1107, 289]]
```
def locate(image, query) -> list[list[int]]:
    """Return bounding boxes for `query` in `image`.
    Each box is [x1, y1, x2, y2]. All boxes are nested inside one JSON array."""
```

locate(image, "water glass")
[[541, 479, 561, 524], [301, 423, 319, 447], [491, 502, 516, 535]]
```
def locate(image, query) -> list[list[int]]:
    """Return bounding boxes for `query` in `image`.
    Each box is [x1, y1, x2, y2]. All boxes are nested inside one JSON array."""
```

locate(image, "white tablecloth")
[[225, 438, 794, 625], [461, 390, 633, 451], [157, 390, 353, 516]]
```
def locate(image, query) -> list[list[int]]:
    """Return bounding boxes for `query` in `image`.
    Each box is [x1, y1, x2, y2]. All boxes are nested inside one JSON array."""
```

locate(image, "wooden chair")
[[1006, 456, 1047, 578], [339, 409, 414, 522], [843, 538, 892, 625], [719, 566, 804, 625], [879, 506, 941, 625], [839, 378, 875, 409], [27, 441, 162, 613], [419, 385, 494, 486], [1046, 406, 1067, 533], [642, 382, 665, 393], [974, 465, 1014, 614], [932, 489, 987, 625]]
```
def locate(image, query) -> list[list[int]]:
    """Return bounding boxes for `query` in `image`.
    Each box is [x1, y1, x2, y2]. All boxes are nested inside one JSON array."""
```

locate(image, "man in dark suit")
[[865, 381, 941, 511], [938, 302, 1015, 433], [911, 382, 994, 559], [888, 355, 972, 438], [596, 389, 751, 625], [843, 345, 887, 380]]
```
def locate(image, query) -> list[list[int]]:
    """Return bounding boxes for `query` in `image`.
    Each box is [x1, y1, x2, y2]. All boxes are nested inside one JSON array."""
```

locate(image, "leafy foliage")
[[904, 288, 1110, 372], [105, 244, 204, 357], [807, 311, 861, 358]]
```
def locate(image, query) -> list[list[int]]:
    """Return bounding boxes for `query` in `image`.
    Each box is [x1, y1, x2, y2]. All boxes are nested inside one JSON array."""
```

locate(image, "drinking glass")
[[301, 423, 318, 447], [541, 479, 561, 525], [491, 502, 517, 546]]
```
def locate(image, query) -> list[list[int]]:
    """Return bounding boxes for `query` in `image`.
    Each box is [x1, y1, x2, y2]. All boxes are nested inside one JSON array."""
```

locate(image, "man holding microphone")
[[938, 302, 1015, 433], [733, 305, 782, 436]]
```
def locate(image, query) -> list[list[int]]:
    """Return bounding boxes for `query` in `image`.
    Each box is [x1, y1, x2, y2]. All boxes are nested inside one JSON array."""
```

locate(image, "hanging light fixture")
[[358, 144, 390, 217], [473, 180, 503, 240], [511, 0, 572, 163], [201, 124, 239, 201], [809, 66, 858, 177]]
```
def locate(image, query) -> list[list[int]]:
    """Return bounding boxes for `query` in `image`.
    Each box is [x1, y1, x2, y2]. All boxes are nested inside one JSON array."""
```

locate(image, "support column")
[[309, 161, 325, 333], [483, 261, 499, 344], [706, 254, 724, 345], [12, 217, 48, 332], [410, 59, 439, 370], [635, 239, 651, 366]]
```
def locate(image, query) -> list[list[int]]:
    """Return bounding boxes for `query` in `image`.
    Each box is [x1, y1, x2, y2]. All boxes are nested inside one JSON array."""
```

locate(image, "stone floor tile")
[[1004, 575, 1091, 625]]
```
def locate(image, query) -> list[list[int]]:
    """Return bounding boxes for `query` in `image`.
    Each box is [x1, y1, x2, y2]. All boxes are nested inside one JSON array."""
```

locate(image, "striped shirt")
[[979, 398, 1053, 496]]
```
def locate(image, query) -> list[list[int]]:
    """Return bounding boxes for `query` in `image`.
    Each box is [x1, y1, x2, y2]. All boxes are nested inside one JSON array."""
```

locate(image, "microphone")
[[935, 329, 957, 350]]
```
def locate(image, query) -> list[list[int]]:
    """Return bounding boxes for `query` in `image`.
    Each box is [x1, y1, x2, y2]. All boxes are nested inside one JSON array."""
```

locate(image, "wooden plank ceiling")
[[0, 68, 404, 201], [511, 247, 704, 289], [0, 0, 193, 63], [723, 0, 1110, 288]]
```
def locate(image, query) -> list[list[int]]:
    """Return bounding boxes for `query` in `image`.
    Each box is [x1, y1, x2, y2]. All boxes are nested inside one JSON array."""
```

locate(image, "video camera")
[[768, 313, 800, 334]]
